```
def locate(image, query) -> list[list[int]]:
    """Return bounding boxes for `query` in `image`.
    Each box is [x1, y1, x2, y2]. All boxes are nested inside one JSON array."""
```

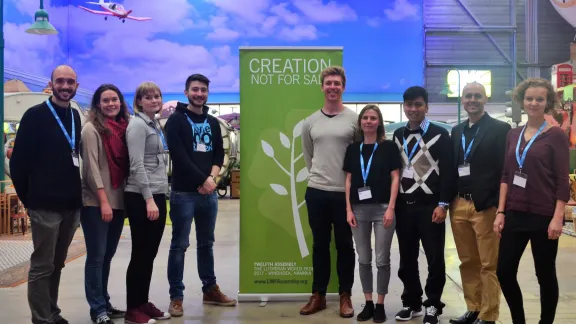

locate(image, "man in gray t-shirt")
[[299, 66, 357, 319]]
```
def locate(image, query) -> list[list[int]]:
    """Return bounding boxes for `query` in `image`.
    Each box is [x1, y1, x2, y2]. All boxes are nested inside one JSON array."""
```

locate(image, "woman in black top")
[[344, 105, 402, 323]]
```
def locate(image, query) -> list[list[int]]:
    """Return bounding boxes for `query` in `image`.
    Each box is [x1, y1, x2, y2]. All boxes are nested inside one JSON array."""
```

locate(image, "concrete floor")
[[1, 198, 576, 323]]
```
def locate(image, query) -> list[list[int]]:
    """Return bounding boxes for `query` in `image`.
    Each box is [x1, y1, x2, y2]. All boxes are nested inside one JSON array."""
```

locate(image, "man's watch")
[[438, 202, 449, 211], [496, 211, 506, 215]]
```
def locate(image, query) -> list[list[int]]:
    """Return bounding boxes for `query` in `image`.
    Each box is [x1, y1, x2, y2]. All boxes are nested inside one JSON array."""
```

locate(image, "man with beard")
[[164, 74, 236, 317], [299, 66, 358, 318], [10, 65, 83, 324], [448, 82, 510, 324]]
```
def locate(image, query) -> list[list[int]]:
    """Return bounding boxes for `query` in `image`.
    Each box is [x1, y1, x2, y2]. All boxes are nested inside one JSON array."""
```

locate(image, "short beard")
[[52, 88, 76, 103], [188, 97, 206, 108]]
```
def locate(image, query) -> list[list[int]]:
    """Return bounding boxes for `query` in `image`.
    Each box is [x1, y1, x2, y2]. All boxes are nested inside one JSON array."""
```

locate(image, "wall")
[[4, 0, 425, 107], [424, 0, 574, 106]]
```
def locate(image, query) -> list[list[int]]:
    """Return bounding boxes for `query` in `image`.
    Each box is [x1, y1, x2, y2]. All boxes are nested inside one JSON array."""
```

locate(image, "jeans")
[[27, 208, 80, 324], [304, 187, 355, 295], [125, 193, 166, 309], [80, 206, 125, 320], [497, 219, 559, 324], [167, 191, 218, 300], [351, 203, 396, 295], [396, 202, 446, 311]]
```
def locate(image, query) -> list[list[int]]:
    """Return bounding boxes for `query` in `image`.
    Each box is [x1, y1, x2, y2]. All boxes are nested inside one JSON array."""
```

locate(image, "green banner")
[[238, 47, 343, 300]]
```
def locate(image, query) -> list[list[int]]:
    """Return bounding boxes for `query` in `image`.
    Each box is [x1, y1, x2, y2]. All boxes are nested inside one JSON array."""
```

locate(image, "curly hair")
[[320, 66, 346, 88], [88, 84, 130, 135], [512, 77, 560, 114], [357, 104, 386, 143]]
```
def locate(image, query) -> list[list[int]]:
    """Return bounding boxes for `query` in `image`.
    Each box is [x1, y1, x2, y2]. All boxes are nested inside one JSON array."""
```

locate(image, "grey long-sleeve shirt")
[[125, 112, 168, 199], [301, 107, 357, 192]]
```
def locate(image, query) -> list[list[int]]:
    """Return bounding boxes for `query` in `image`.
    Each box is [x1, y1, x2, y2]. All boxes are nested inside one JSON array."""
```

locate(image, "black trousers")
[[396, 202, 446, 311], [125, 192, 167, 309], [496, 219, 559, 324], [305, 187, 355, 295]]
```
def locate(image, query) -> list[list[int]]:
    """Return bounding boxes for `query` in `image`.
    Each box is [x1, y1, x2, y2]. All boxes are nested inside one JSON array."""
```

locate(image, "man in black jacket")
[[393, 86, 455, 324], [10, 65, 82, 324], [448, 82, 510, 324], [164, 74, 236, 318]]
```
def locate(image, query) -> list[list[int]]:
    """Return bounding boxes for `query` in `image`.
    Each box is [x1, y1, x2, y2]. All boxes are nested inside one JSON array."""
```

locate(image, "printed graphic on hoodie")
[[191, 120, 213, 152]]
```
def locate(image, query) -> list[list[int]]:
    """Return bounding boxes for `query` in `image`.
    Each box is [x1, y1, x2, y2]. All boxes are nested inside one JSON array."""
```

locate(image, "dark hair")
[[403, 86, 429, 105], [513, 78, 559, 114], [185, 74, 210, 91], [88, 84, 130, 135], [357, 104, 386, 142]]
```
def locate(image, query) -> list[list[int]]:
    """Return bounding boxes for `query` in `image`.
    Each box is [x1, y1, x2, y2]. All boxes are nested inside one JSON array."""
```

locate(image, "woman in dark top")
[[494, 78, 569, 324], [344, 105, 401, 323]]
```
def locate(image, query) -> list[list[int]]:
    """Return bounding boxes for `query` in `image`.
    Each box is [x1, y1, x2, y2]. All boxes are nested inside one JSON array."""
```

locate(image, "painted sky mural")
[[5, 0, 423, 102]]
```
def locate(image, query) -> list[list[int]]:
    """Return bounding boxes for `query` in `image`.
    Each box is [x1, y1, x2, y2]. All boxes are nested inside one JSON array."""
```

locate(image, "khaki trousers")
[[450, 197, 501, 321]]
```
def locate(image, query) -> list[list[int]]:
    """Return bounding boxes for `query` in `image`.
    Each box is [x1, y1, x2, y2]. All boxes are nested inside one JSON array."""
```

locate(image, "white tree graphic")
[[261, 119, 310, 258]]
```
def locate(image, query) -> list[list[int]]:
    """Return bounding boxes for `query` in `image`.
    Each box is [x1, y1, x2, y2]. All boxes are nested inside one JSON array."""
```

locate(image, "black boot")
[[356, 301, 374, 321], [373, 303, 387, 323]]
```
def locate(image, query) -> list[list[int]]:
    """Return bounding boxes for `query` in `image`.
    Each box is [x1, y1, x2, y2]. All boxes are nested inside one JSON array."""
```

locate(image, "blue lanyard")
[[46, 100, 75, 151], [186, 115, 208, 140], [461, 127, 479, 163], [515, 121, 546, 171], [155, 126, 168, 151], [403, 120, 429, 165], [360, 142, 378, 186]]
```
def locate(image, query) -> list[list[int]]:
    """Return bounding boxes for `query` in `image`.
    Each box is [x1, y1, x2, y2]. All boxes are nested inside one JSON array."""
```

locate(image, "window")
[[446, 70, 492, 98]]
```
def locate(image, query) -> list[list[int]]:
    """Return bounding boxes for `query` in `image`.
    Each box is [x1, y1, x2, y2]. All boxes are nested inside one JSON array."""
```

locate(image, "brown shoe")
[[168, 299, 183, 317], [339, 292, 354, 318], [203, 285, 237, 306], [300, 292, 327, 315]]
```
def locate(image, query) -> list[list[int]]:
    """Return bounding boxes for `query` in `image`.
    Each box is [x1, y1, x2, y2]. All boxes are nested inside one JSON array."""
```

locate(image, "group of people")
[[10, 65, 236, 324], [7, 63, 570, 324], [299, 66, 569, 324]]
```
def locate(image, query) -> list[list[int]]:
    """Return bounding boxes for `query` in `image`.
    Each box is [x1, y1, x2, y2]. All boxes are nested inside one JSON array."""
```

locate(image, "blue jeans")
[[80, 206, 125, 320], [167, 191, 218, 300]]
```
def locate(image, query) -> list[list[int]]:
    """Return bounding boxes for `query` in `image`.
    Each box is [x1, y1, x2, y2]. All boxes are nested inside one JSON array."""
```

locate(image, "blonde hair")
[[513, 78, 560, 114], [320, 66, 346, 87], [133, 81, 163, 114]]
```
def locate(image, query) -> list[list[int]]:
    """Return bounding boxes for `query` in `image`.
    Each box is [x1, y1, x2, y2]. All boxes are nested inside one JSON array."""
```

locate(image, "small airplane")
[[78, 0, 152, 23]]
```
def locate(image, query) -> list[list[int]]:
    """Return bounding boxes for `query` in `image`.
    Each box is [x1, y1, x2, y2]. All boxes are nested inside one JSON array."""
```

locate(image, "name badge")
[[458, 164, 470, 177], [513, 171, 527, 188], [402, 166, 414, 179], [358, 187, 372, 200], [72, 152, 79, 167], [197, 143, 207, 152]]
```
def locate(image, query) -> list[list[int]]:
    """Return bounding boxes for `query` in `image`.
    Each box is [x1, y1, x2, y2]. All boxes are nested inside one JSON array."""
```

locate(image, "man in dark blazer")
[[448, 82, 511, 324]]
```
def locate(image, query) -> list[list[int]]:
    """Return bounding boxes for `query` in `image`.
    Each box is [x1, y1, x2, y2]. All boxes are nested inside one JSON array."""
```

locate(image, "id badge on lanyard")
[[46, 100, 77, 167], [402, 121, 429, 179], [514, 122, 546, 188], [358, 143, 378, 200], [458, 128, 479, 177]]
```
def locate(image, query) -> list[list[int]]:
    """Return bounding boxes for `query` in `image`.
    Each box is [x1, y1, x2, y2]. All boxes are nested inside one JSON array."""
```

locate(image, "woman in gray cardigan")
[[124, 81, 170, 324], [80, 84, 130, 324]]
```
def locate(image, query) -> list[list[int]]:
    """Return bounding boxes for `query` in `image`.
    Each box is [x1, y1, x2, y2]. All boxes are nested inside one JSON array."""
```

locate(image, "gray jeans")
[[27, 209, 80, 324], [351, 203, 396, 295]]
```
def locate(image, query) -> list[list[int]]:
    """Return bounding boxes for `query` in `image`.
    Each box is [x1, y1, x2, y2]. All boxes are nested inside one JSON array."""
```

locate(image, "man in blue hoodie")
[[164, 74, 236, 317]]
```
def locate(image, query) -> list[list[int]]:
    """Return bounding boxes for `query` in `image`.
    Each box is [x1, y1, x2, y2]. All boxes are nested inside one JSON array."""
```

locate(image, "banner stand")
[[238, 46, 344, 303]]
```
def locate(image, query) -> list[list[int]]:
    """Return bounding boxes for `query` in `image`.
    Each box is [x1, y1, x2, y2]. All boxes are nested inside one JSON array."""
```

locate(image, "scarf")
[[102, 118, 129, 189]]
